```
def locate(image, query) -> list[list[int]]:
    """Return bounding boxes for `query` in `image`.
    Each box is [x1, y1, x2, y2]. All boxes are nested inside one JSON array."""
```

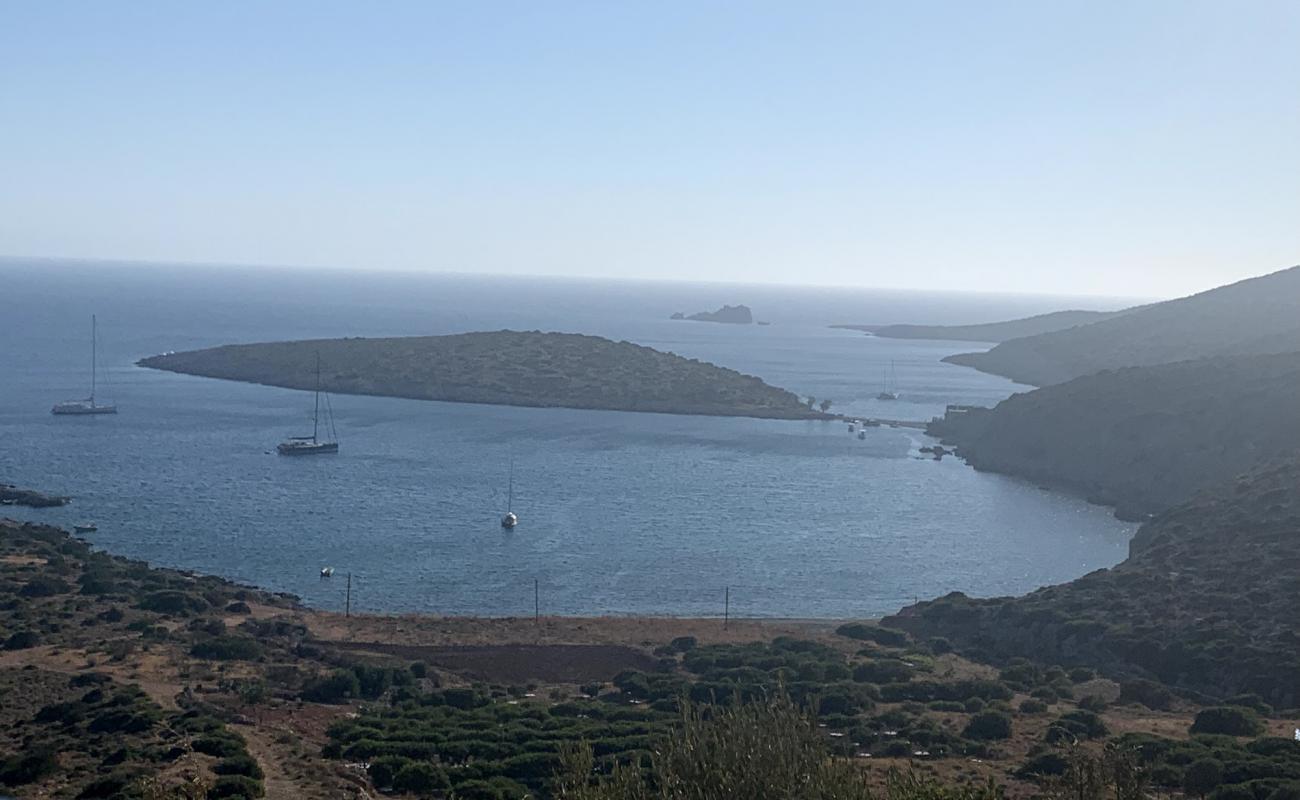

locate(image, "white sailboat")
[[52, 315, 117, 415], [877, 360, 900, 401], [277, 353, 339, 455], [501, 458, 518, 529]]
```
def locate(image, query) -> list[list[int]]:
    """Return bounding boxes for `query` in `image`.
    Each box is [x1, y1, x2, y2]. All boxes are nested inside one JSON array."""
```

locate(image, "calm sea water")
[[0, 259, 1135, 618]]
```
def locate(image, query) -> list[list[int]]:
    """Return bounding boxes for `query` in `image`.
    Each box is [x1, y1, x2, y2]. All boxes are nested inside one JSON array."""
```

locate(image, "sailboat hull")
[[277, 442, 339, 456], [52, 403, 117, 415]]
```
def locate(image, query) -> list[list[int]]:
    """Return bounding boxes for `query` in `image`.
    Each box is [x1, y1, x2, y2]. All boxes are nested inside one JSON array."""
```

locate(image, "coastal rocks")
[[0, 484, 70, 508], [671, 304, 754, 324], [919, 445, 952, 460]]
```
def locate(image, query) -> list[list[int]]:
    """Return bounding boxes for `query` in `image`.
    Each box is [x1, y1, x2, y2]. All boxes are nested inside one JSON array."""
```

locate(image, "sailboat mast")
[[507, 458, 514, 513], [90, 315, 97, 403], [312, 353, 321, 444]]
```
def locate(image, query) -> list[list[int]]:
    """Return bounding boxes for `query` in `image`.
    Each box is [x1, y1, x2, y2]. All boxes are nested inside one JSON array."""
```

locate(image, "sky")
[[1, 1, 1297, 298]]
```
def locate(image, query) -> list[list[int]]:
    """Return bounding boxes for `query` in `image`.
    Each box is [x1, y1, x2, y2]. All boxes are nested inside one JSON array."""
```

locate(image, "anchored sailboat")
[[876, 360, 900, 401], [52, 315, 117, 415], [501, 458, 518, 529], [277, 353, 339, 456]]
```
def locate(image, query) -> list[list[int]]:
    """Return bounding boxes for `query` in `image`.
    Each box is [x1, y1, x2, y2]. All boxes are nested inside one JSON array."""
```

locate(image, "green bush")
[[1059, 709, 1108, 739], [209, 774, 265, 798], [1192, 707, 1263, 737], [367, 755, 411, 789], [669, 636, 698, 652], [1183, 758, 1225, 797], [302, 670, 361, 704], [137, 589, 209, 615], [0, 749, 58, 786], [963, 710, 1012, 741], [392, 761, 451, 794], [191, 635, 264, 661], [1018, 750, 1069, 777], [1119, 678, 1175, 710], [3, 630, 40, 650], [194, 733, 247, 758], [20, 575, 70, 597], [214, 754, 264, 779], [1019, 699, 1049, 714], [836, 623, 909, 646]]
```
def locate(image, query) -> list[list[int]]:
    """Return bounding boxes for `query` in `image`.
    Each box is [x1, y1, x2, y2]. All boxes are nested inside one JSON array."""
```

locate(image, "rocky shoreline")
[[0, 483, 70, 508]]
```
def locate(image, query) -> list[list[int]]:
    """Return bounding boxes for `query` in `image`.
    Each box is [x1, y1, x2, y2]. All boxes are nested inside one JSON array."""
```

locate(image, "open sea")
[[0, 258, 1136, 618]]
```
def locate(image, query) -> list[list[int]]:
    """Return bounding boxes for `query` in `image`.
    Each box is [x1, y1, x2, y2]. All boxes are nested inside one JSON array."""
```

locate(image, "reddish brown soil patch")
[[328, 641, 660, 684]]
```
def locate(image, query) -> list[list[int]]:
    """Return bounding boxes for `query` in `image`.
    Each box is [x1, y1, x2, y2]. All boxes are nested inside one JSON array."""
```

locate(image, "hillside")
[[946, 265, 1300, 385], [832, 309, 1119, 343], [138, 330, 824, 420], [928, 351, 1300, 519], [884, 459, 1300, 707]]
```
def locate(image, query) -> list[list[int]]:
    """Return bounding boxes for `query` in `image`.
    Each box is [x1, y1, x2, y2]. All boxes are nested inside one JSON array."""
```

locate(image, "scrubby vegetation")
[[885, 461, 1300, 705], [139, 330, 829, 420], [929, 351, 1300, 519]]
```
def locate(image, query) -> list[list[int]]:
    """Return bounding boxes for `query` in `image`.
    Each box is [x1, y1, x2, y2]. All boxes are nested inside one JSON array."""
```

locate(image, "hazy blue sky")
[[2, 1, 1297, 297]]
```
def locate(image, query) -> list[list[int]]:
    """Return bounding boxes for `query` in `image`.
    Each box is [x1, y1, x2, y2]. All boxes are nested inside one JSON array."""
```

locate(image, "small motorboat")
[[847, 422, 856, 433], [73, 524, 98, 533], [320, 567, 335, 577], [857, 430, 866, 440]]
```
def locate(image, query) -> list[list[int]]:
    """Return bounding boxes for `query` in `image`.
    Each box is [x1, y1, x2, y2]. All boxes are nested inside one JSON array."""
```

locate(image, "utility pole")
[[724, 586, 730, 630], [346, 573, 352, 618]]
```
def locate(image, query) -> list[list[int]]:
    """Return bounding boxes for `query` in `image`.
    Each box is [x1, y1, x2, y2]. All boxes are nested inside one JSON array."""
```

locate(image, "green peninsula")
[[138, 330, 826, 420]]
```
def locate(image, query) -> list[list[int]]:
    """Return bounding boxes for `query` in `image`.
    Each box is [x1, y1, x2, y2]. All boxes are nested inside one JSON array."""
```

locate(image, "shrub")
[[191, 636, 264, 661], [214, 755, 264, 779], [1018, 751, 1069, 777], [963, 710, 1013, 741], [853, 660, 911, 684], [1184, 758, 1225, 798], [669, 636, 698, 652], [836, 623, 908, 647], [1078, 695, 1108, 712], [1119, 679, 1175, 710], [3, 630, 40, 650], [1019, 699, 1049, 714], [76, 771, 142, 799], [225, 601, 252, 614], [392, 762, 451, 794], [367, 755, 412, 790], [1060, 709, 1108, 739], [302, 670, 361, 704], [20, 575, 70, 597], [0, 749, 58, 786], [194, 733, 247, 758], [929, 637, 953, 654], [1069, 667, 1096, 683], [1191, 707, 1263, 737], [137, 590, 209, 616], [209, 774, 265, 798]]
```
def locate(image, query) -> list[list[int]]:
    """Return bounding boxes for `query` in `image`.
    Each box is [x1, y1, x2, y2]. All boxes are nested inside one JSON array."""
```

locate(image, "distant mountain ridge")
[[831, 309, 1121, 343], [928, 350, 1300, 520], [946, 265, 1300, 385], [885, 459, 1300, 705]]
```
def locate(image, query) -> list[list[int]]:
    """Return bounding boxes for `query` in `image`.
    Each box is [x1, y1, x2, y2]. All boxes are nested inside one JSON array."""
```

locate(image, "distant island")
[[138, 330, 827, 420], [670, 304, 753, 324], [945, 264, 1300, 385], [830, 309, 1119, 343]]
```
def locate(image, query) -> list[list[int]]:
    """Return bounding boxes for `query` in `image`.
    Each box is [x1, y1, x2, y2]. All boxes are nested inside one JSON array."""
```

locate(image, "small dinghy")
[[320, 567, 334, 577], [73, 523, 98, 533]]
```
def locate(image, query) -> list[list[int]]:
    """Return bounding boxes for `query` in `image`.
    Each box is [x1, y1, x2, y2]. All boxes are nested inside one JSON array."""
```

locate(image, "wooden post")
[[346, 573, 352, 618], [724, 586, 730, 630], [534, 579, 540, 623]]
